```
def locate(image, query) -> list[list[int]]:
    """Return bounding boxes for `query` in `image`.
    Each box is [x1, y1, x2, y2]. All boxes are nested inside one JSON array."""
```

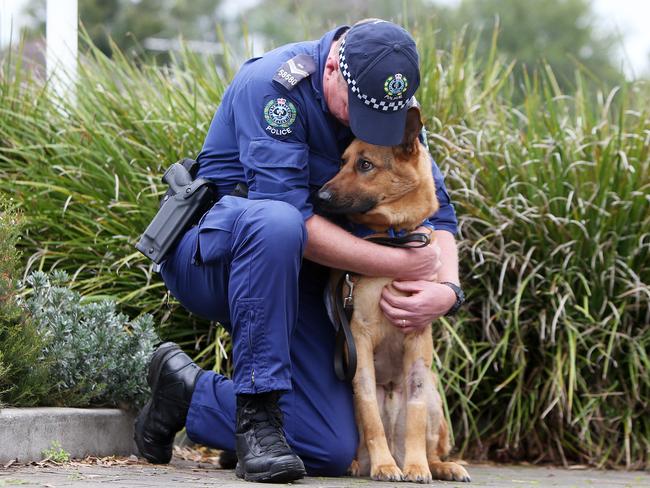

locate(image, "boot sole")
[[235, 458, 306, 483]]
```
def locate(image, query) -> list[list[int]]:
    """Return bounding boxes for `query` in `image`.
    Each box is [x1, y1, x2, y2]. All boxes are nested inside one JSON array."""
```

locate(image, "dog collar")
[[387, 221, 434, 238]]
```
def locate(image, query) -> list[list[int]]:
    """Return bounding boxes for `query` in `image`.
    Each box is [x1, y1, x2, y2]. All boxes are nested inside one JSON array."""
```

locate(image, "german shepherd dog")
[[316, 107, 470, 483]]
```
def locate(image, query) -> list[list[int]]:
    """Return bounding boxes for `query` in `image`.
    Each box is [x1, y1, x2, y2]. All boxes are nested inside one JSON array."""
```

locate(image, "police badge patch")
[[263, 97, 298, 138], [384, 73, 408, 99]]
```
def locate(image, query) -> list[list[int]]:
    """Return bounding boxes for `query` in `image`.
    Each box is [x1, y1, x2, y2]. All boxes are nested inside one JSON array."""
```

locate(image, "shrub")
[[0, 196, 158, 408], [0, 196, 51, 406], [21, 271, 159, 408]]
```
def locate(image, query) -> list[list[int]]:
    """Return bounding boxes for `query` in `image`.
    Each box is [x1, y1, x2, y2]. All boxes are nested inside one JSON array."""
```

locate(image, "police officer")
[[134, 19, 462, 483]]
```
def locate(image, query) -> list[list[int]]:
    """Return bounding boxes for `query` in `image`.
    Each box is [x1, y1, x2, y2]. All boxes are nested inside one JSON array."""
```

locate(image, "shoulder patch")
[[263, 97, 298, 139], [273, 54, 316, 90]]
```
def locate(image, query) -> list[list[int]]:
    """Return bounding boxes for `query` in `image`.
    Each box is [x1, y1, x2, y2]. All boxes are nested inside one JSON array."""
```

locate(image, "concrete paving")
[[1, 459, 649, 488]]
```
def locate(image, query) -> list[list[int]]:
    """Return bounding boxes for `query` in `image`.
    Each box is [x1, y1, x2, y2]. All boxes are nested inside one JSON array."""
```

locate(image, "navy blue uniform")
[[160, 26, 458, 475]]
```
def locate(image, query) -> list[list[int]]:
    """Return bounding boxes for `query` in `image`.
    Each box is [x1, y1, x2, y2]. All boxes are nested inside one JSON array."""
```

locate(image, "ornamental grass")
[[0, 26, 648, 467]]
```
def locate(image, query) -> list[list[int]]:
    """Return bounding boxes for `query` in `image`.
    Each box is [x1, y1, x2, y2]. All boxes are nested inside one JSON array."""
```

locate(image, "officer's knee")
[[243, 200, 306, 248], [310, 433, 357, 477]]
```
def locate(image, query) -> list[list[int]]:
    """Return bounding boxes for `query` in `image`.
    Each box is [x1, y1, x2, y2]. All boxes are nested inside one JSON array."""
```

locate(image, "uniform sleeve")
[[232, 78, 313, 220], [425, 156, 458, 235]]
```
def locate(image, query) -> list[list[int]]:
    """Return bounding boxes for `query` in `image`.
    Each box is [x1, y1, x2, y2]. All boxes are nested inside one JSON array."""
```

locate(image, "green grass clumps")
[[0, 39, 234, 353], [0, 28, 649, 467], [417, 34, 649, 466]]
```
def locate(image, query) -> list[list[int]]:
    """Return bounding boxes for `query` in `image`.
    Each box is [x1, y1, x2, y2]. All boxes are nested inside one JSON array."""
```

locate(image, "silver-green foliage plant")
[[21, 271, 159, 408]]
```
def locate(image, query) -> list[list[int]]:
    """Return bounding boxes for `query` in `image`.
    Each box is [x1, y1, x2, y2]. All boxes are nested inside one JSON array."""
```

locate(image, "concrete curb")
[[0, 407, 137, 463]]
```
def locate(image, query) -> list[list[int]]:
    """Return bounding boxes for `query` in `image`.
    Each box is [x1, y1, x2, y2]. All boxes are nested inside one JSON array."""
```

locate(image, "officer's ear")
[[396, 107, 422, 158], [324, 49, 339, 79]]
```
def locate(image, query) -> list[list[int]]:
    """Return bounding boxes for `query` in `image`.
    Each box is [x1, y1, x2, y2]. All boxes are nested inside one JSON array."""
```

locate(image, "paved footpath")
[[1, 459, 649, 488]]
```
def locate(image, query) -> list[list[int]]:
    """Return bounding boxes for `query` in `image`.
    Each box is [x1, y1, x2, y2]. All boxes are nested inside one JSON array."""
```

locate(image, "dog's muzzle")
[[314, 187, 377, 214]]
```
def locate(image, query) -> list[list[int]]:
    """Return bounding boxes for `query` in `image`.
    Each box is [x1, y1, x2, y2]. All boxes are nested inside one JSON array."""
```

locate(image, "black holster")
[[136, 159, 217, 264]]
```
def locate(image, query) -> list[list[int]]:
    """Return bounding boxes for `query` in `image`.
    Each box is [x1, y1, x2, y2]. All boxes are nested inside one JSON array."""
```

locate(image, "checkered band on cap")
[[338, 38, 412, 112]]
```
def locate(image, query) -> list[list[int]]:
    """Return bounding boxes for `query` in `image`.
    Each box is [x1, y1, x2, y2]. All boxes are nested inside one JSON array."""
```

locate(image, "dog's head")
[[316, 106, 439, 231]]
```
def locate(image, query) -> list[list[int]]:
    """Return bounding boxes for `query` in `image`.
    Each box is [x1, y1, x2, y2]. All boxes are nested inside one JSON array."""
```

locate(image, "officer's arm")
[[433, 229, 459, 284], [303, 214, 441, 281], [424, 155, 460, 286], [375, 154, 461, 329]]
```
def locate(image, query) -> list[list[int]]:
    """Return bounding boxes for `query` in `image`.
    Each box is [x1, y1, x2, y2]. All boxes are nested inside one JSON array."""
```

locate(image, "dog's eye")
[[357, 159, 374, 172]]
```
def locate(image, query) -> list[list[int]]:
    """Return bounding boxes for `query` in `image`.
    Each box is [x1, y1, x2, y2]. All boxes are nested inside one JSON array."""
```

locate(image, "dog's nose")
[[317, 188, 333, 202]]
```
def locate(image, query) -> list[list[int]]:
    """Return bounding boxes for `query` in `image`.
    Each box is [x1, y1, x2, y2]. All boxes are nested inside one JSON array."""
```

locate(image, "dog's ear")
[[396, 106, 423, 158]]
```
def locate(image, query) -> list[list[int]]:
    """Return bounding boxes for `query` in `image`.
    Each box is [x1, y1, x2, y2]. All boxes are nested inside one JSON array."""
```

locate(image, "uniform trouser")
[[159, 196, 358, 475]]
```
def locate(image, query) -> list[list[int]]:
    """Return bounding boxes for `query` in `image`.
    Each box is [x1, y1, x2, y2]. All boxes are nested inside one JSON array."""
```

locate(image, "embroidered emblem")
[[384, 73, 408, 99], [264, 98, 297, 137]]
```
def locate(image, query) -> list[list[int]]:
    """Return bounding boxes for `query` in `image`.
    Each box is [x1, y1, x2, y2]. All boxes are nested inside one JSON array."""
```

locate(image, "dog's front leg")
[[401, 331, 434, 483], [352, 329, 403, 481], [424, 372, 471, 482]]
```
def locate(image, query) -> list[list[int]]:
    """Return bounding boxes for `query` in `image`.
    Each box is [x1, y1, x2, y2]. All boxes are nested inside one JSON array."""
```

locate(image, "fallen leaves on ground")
[[0, 446, 227, 472], [172, 445, 221, 465], [67, 455, 143, 467]]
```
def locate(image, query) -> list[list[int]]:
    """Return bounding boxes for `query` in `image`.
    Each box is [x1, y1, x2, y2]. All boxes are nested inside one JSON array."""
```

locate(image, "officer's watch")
[[440, 282, 465, 317]]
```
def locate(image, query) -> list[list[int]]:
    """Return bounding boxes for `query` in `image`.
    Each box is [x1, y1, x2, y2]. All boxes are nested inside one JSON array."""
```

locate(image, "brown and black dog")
[[316, 107, 470, 483]]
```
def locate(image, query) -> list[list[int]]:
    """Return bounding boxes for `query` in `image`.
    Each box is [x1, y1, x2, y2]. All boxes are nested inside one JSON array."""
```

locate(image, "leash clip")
[[343, 273, 355, 310]]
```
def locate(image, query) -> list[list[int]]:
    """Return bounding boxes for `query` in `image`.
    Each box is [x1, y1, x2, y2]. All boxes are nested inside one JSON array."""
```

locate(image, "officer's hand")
[[380, 280, 455, 334], [394, 228, 442, 281]]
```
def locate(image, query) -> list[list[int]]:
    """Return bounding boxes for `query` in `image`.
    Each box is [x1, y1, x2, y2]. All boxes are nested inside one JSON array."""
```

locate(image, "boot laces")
[[244, 401, 288, 452]]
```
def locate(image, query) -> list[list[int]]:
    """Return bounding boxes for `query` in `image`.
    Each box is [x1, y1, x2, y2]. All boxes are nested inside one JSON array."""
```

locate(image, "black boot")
[[219, 449, 238, 469], [134, 342, 204, 464], [235, 392, 306, 483]]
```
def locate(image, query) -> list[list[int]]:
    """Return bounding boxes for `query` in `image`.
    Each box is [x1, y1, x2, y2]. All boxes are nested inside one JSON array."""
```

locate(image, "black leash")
[[333, 273, 356, 382], [366, 232, 431, 248], [333, 231, 432, 381]]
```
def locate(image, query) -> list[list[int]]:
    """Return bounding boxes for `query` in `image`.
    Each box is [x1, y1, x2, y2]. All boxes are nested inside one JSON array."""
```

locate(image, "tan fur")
[[322, 108, 470, 482]]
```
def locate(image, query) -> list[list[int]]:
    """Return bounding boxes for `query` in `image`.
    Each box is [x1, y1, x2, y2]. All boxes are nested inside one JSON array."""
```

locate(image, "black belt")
[[333, 231, 432, 381]]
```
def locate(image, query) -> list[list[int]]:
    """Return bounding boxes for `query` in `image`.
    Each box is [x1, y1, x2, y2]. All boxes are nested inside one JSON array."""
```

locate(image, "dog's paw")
[[429, 461, 471, 482], [348, 459, 361, 477], [371, 463, 403, 482], [403, 463, 432, 483]]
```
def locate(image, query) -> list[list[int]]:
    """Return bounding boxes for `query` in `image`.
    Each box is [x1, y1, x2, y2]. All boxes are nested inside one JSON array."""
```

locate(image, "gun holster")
[[136, 158, 217, 264]]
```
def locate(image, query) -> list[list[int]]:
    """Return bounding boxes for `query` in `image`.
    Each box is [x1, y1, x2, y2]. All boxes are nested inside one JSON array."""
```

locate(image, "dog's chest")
[[374, 333, 406, 386], [350, 276, 409, 386]]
